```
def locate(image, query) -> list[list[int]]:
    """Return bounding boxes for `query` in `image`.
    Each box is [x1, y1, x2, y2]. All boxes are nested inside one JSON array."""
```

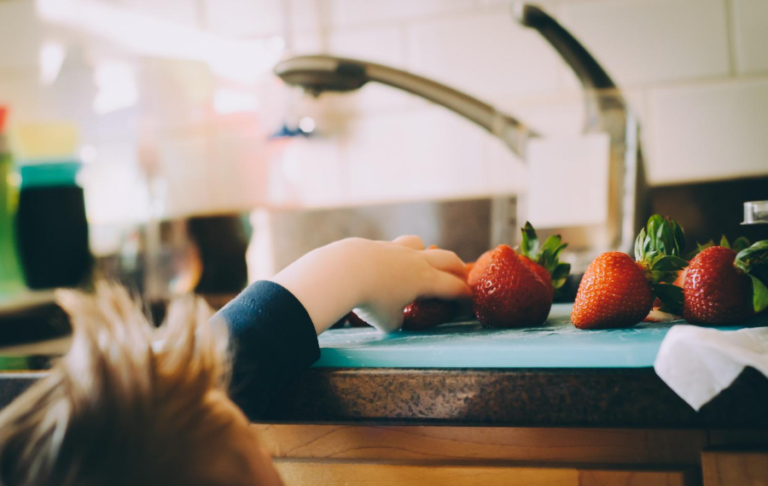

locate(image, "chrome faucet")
[[274, 3, 647, 272], [274, 55, 534, 159]]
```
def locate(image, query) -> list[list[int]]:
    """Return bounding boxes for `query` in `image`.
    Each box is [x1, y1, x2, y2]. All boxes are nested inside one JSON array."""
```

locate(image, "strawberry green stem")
[[634, 215, 688, 314], [519, 222, 571, 291], [734, 240, 768, 313]]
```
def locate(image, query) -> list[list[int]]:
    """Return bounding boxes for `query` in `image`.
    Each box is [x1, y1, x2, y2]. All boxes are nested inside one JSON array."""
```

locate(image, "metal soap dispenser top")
[[743, 201, 768, 225]]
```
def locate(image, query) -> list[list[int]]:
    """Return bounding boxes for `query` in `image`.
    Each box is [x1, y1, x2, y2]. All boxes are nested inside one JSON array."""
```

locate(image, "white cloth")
[[654, 325, 768, 411]]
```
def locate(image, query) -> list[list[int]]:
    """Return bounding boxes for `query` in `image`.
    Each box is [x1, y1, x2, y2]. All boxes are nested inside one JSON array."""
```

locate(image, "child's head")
[[0, 284, 283, 486]]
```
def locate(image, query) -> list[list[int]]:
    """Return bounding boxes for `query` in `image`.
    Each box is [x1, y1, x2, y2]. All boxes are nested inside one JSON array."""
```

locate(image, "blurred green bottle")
[[0, 107, 26, 293]]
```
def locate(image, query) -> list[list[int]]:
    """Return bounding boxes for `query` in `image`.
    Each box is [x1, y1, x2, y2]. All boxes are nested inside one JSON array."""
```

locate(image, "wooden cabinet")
[[275, 462, 690, 486], [255, 425, 714, 486], [702, 450, 768, 486]]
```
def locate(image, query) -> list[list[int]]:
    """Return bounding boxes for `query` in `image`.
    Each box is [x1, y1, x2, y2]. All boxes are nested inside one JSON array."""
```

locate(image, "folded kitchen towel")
[[654, 324, 768, 410]]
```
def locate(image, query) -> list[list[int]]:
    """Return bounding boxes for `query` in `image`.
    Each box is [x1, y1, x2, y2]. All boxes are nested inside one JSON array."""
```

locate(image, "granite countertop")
[[1, 364, 767, 428], [257, 305, 768, 428], [262, 366, 768, 427], [1, 300, 767, 428]]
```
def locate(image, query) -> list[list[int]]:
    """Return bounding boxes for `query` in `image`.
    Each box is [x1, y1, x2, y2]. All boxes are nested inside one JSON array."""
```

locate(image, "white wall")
[[284, 0, 768, 190], [1, 0, 766, 219]]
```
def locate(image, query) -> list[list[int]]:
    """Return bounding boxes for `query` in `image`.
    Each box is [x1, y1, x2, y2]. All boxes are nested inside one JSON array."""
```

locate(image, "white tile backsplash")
[[117, 0, 200, 27], [476, 0, 559, 10], [328, 26, 405, 67], [560, 0, 730, 86], [287, 0, 322, 33], [323, 26, 412, 112], [482, 136, 528, 194], [494, 93, 586, 137], [731, 0, 768, 75], [1, 0, 767, 221], [343, 107, 495, 202], [288, 31, 325, 55], [647, 78, 768, 185], [329, 0, 474, 28], [407, 13, 562, 100], [318, 84, 419, 116], [203, 0, 283, 37]]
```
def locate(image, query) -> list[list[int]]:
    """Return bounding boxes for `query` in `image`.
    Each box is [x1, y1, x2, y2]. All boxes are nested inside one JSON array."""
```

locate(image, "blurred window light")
[[35, 0, 284, 84], [299, 117, 315, 133], [93, 61, 140, 114], [79, 144, 98, 163], [80, 162, 151, 225], [39, 41, 67, 86], [213, 88, 260, 115]]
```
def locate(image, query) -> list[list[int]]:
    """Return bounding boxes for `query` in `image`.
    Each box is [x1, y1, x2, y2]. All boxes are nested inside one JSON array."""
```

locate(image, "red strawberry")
[[571, 252, 655, 329], [473, 245, 551, 328], [467, 250, 492, 291], [520, 256, 553, 300], [571, 215, 688, 329], [684, 242, 768, 324], [402, 299, 458, 330]]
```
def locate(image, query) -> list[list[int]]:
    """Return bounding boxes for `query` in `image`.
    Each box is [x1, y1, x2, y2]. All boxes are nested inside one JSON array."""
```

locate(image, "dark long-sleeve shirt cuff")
[[214, 280, 320, 420]]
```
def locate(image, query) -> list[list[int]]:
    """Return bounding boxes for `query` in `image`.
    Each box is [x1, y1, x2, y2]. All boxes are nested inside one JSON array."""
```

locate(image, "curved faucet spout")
[[514, 3, 626, 132], [273, 3, 648, 271], [515, 3, 648, 256], [274, 55, 534, 158]]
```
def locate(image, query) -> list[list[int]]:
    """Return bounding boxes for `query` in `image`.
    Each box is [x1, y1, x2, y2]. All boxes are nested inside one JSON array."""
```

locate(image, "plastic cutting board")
[[314, 303, 768, 369]]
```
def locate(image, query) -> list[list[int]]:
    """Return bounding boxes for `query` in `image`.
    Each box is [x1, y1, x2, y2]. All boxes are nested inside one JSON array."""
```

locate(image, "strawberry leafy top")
[[687, 235, 751, 259], [519, 222, 571, 290], [734, 240, 768, 314], [634, 215, 688, 313]]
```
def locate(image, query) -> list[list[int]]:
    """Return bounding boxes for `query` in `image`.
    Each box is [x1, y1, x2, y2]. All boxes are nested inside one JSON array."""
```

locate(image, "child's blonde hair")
[[0, 283, 235, 486]]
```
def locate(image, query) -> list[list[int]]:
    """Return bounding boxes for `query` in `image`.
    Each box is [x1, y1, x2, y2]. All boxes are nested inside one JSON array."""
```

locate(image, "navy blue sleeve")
[[214, 281, 320, 420]]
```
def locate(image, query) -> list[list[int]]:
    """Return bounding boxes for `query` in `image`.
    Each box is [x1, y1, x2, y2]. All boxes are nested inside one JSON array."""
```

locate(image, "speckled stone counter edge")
[[264, 367, 768, 428], [1, 369, 765, 428]]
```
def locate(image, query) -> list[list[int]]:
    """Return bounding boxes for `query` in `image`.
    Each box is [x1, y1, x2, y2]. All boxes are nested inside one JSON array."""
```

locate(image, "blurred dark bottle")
[[13, 123, 91, 289]]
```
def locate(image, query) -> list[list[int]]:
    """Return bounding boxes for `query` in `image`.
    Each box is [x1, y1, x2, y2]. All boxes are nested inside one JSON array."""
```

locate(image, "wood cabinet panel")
[[254, 424, 706, 465], [274, 461, 690, 486], [702, 450, 768, 486]]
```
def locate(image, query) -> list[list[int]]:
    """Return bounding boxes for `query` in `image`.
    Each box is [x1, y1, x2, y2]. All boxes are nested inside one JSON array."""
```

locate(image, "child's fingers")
[[423, 249, 467, 279], [423, 271, 472, 300], [392, 235, 425, 250]]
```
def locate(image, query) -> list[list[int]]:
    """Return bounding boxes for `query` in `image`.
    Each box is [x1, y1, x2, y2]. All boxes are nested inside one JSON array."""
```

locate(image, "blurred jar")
[[16, 162, 91, 289], [12, 123, 91, 289]]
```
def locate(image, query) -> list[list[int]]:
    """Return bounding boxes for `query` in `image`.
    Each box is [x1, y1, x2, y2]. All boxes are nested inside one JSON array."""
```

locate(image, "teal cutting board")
[[315, 303, 768, 369]]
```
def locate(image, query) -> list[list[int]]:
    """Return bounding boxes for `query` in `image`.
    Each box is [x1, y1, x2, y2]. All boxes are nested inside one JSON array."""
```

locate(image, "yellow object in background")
[[11, 122, 79, 160]]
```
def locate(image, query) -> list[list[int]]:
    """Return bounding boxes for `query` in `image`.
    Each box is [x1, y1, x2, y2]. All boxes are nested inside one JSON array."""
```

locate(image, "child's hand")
[[271, 236, 471, 334]]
